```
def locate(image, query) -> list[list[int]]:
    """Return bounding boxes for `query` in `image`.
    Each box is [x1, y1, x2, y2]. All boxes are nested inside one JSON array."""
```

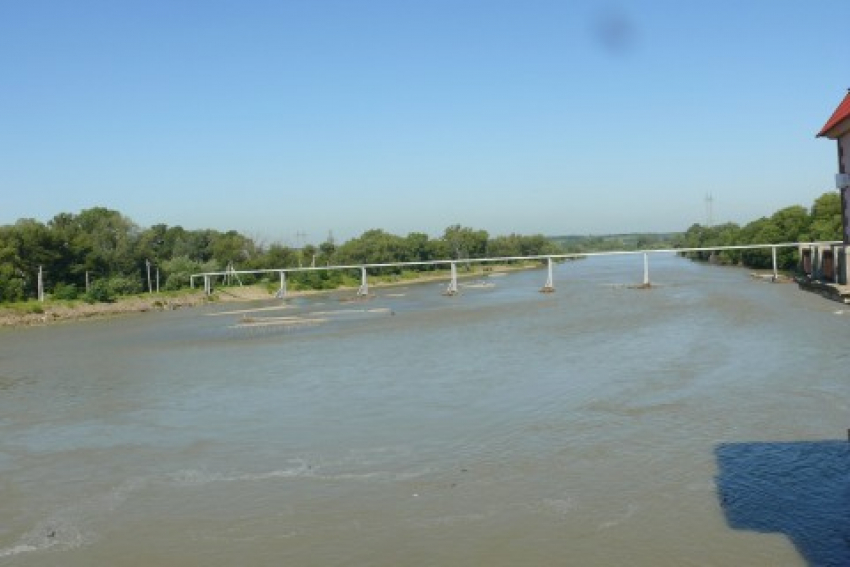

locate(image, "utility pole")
[[146, 259, 153, 294], [37, 266, 44, 302]]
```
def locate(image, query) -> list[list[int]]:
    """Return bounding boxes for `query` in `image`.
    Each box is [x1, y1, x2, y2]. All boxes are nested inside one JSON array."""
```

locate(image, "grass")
[[0, 262, 545, 321], [1, 300, 47, 315]]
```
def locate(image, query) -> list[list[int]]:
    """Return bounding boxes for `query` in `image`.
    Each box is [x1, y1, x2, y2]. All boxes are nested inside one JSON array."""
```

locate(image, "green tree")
[[254, 243, 298, 269], [810, 192, 842, 241], [172, 229, 216, 262], [336, 229, 410, 270], [442, 225, 489, 259], [301, 244, 318, 267], [73, 207, 141, 280], [0, 225, 28, 302], [319, 238, 337, 265], [770, 205, 811, 242], [487, 234, 523, 257], [0, 220, 63, 299], [211, 230, 255, 267], [47, 212, 90, 288], [136, 223, 182, 266], [404, 232, 435, 265]]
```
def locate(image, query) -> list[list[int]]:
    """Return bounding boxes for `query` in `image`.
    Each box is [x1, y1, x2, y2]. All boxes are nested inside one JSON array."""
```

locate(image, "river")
[[1, 254, 848, 566]]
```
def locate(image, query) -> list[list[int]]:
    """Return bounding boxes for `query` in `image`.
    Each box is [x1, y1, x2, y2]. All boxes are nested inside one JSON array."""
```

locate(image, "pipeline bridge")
[[190, 242, 830, 298]]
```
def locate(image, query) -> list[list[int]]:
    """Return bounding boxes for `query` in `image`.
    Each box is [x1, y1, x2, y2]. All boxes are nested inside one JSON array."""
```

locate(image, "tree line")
[[551, 232, 681, 253], [674, 191, 842, 270], [3, 192, 840, 303], [0, 207, 562, 303]]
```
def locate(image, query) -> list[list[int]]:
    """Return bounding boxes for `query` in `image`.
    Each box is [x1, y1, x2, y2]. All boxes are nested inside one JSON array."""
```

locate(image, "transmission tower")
[[705, 193, 714, 227]]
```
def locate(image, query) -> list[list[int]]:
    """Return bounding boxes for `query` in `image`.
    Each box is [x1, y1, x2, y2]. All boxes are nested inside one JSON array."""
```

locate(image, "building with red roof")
[[817, 90, 850, 249], [817, 91, 850, 140], [798, 91, 850, 288]]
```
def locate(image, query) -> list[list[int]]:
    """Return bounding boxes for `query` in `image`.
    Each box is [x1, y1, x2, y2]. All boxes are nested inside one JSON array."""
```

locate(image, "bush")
[[26, 303, 44, 314], [291, 270, 346, 291], [84, 279, 114, 303], [107, 275, 143, 296], [0, 278, 26, 303], [0, 264, 26, 303], [162, 256, 220, 291], [52, 282, 79, 300]]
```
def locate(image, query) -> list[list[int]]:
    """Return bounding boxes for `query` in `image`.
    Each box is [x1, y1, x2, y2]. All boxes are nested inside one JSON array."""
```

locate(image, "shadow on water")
[[715, 441, 850, 566]]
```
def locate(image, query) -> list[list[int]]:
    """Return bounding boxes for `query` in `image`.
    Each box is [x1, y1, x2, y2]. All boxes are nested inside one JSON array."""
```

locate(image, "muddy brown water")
[[1, 255, 848, 566]]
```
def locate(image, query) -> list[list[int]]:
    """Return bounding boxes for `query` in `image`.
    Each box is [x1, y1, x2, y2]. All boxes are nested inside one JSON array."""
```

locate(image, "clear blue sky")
[[1, 0, 847, 245]]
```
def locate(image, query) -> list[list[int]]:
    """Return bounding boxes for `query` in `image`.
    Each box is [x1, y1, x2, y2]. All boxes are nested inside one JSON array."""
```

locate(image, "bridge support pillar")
[[357, 267, 369, 296], [771, 247, 778, 281], [204, 275, 212, 295], [444, 262, 459, 296], [540, 257, 555, 293], [275, 271, 287, 298], [643, 253, 651, 288]]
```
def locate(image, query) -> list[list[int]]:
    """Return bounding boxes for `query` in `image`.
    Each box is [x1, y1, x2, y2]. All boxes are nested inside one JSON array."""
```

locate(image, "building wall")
[[799, 243, 849, 285], [840, 134, 850, 245]]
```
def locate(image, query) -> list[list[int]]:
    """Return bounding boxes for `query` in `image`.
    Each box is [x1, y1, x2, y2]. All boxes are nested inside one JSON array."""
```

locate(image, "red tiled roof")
[[818, 91, 850, 138]]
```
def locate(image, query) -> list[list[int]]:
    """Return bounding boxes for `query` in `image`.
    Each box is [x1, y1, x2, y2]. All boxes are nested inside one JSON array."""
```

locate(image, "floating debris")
[[231, 316, 326, 329], [208, 305, 295, 317], [461, 281, 495, 289]]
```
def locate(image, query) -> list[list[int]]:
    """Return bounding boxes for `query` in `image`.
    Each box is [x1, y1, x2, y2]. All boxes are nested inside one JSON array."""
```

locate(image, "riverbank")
[[0, 262, 542, 328], [795, 276, 850, 304], [0, 292, 212, 328]]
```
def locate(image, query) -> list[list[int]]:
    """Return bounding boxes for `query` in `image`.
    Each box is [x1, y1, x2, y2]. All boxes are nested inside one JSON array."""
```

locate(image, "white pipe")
[[190, 242, 838, 281]]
